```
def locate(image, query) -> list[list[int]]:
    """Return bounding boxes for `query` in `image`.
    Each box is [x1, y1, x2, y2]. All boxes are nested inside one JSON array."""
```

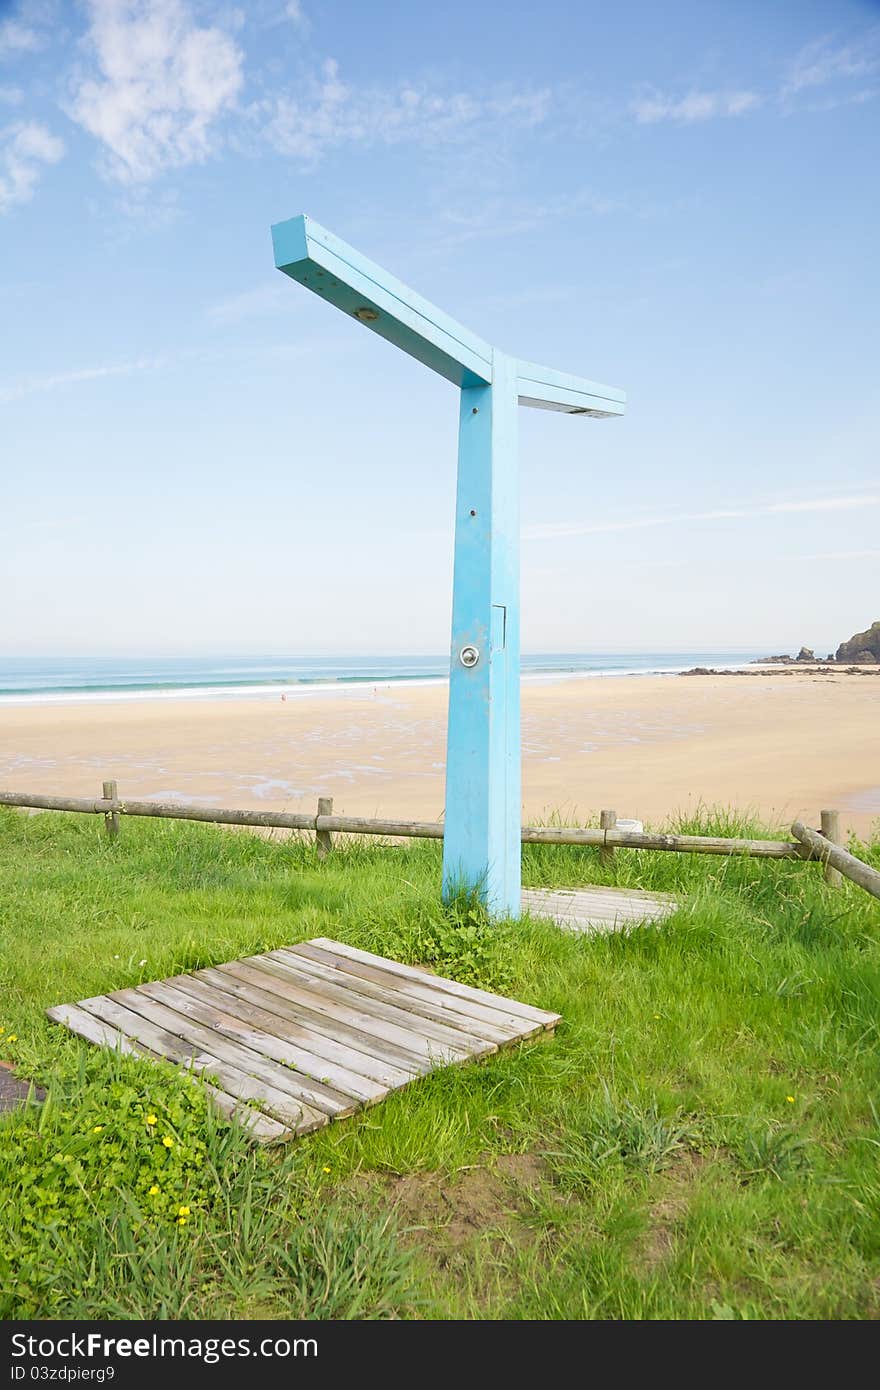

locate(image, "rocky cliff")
[[836, 621, 880, 664]]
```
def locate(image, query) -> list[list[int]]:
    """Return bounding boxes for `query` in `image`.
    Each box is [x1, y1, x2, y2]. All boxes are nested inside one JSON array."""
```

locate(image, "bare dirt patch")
[[634, 1150, 709, 1274], [354, 1151, 550, 1253]]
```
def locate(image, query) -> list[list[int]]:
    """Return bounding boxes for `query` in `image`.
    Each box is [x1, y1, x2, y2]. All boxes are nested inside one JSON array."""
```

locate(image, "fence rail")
[[0, 786, 824, 859], [3, 786, 875, 900], [0, 789, 801, 854]]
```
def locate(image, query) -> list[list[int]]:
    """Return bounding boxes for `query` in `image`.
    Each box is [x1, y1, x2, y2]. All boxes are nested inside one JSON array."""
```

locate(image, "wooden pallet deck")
[[522, 885, 678, 934], [47, 938, 560, 1144]]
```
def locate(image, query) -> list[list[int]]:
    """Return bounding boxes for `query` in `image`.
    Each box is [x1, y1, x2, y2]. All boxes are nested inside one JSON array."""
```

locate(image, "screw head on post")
[[459, 645, 480, 668]]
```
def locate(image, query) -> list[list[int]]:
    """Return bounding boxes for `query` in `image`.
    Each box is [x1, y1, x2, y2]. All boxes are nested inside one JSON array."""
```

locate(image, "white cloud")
[[524, 493, 880, 541], [0, 120, 63, 213], [68, 0, 244, 183], [0, 357, 163, 403], [768, 494, 880, 514], [258, 58, 550, 163], [0, 16, 41, 57], [783, 31, 880, 96], [284, 1, 306, 24], [632, 88, 761, 124]]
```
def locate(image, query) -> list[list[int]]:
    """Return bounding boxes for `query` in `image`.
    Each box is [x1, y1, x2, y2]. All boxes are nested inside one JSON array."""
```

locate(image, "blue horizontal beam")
[[271, 215, 626, 416], [516, 359, 626, 418], [272, 215, 493, 389]]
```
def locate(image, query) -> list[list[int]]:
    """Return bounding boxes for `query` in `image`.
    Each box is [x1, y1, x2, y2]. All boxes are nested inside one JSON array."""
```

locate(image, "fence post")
[[600, 808, 617, 866], [102, 780, 119, 840], [316, 796, 333, 859], [820, 809, 842, 888]]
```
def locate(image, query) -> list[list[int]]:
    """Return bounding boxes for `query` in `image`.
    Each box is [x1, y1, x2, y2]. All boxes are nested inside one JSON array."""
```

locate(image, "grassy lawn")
[[1, 805, 878, 1320]]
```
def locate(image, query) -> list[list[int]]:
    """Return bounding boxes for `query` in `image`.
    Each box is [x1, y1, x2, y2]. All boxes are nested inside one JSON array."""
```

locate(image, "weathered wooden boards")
[[521, 885, 677, 935], [47, 938, 560, 1144]]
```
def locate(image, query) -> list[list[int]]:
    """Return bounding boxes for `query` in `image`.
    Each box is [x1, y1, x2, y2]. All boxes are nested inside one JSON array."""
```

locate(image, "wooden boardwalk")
[[48, 938, 560, 1144], [522, 885, 678, 934]]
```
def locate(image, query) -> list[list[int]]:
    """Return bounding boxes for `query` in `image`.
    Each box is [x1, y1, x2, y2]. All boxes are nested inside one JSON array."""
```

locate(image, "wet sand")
[[0, 669, 877, 836]]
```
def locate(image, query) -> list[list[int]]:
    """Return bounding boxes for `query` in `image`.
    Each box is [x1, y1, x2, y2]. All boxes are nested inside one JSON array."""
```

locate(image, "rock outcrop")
[[836, 621, 880, 664]]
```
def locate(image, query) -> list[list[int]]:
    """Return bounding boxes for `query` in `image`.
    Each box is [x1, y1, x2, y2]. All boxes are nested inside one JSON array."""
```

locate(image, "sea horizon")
[[0, 651, 770, 707]]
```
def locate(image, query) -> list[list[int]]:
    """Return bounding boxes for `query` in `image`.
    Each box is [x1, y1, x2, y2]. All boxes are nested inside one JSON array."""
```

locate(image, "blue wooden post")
[[271, 215, 625, 920], [442, 354, 520, 916]]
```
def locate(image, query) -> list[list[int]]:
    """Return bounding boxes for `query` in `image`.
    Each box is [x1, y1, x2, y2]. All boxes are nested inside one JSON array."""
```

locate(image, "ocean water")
[[0, 652, 764, 706]]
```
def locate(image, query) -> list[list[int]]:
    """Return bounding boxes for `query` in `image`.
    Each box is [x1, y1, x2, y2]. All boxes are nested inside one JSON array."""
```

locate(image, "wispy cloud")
[[0, 357, 164, 404], [0, 14, 42, 58], [207, 282, 292, 323], [782, 30, 880, 97], [68, 0, 244, 183], [632, 27, 880, 127], [284, 0, 307, 27], [256, 58, 550, 164], [0, 85, 23, 105], [0, 120, 64, 213], [524, 493, 880, 541], [632, 89, 761, 124]]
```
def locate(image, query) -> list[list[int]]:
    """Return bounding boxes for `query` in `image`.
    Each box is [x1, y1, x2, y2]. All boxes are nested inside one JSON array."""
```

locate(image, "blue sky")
[[1, 0, 878, 656]]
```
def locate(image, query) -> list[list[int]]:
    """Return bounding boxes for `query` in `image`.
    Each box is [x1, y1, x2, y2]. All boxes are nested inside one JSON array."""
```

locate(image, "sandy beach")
[[1, 667, 877, 837]]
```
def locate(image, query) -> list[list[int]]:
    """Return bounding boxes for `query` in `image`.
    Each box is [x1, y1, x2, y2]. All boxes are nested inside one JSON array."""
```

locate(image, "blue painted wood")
[[270, 214, 625, 918], [441, 352, 521, 917], [516, 358, 626, 416], [272, 214, 492, 388]]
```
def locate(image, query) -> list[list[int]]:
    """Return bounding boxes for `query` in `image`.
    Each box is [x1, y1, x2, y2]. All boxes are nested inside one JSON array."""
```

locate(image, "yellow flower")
[[92, 1125, 104, 1133], [7, 1034, 17, 1043], [653, 1014, 660, 1020], [0, 1026, 5, 1033], [786, 1095, 795, 1104], [177, 1205, 190, 1217], [177, 1216, 188, 1226], [148, 1185, 160, 1196], [322, 1165, 331, 1174], [162, 1136, 174, 1148], [145, 1114, 157, 1126]]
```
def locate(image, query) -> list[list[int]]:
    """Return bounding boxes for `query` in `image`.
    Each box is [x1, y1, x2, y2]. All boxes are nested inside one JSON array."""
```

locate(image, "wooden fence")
[[2, 786, 878, 902]]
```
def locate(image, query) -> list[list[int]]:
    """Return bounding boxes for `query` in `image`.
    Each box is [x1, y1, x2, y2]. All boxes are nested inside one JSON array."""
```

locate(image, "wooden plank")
[[75, 994, 316, 1134], [49, 937, 563, 1147], [244, 954, 492, 1060], [312, 938, 560, 1030], [521, 888, 676, 915], [197, 963, 429, 1078], [48, 1003, 287, 1142], [282, 942, 532, 1041], [106, 988, 337, 1126], [268, 946, 512, 1049], [522, 889, 672, 911], [212, 960, 450, 1072], [199, 1085, 289, 1143], [124, 983, 356, 1118], [47, 1003, 143, 1055], [171, 973, 416, 1090], [522, 892, 672, 917], [144, 978, 387, 1105]]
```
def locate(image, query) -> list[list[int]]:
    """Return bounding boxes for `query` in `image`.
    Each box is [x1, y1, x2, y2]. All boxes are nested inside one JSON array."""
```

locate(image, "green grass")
[[1, 805, 878, 1320]]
